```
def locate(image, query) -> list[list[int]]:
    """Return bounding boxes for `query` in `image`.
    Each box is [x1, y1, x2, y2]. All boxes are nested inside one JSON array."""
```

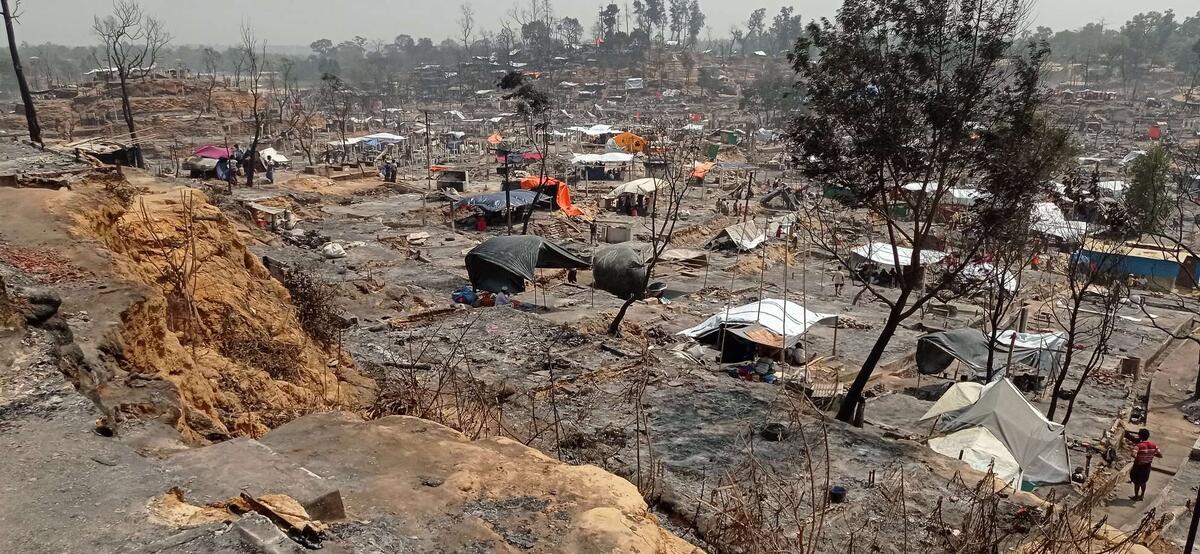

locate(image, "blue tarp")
[[456, 190, 541, 212]]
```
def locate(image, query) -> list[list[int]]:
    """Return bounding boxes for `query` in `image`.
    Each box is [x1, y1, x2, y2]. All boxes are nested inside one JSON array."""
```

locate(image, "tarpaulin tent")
[[614, 132, 647, 153], [518, 177, 583, 217], [920, 381, 985, 421], [194, 145, 232, 159], [1030, 202, 1087, 242], [916, 328, 1066, 378], [606, 178, 661, 198], [928, 427, 1022, 489], [455, 190, 542, 212], [679, 299, 836, 349], [571, 152, 635, 164], [465, 236, 590, 293], [706, 221, 766, 251], [592, 243, 649, 299], [960, 263, 1018, 292], [259, 147, 288, 167], [851, 242, 946, 269], [942, 379, 1070, 484], [690, 161, 716, 178]]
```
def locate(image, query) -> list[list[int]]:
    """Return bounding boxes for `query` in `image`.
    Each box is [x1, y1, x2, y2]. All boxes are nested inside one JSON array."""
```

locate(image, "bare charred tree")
[[238, 26, 267, 187], [789, 0, 1072, 424], [321, 74, 353, 165], [458, 2, 476, 57], [1045, 202, 1128, 421], [200, 47, 219, 114], [1, 0, 41, 145], [278, 59, 320, 166], [93, 0, 170, 168], [496, 71, 553, 235], [607, 128, 701, 336]]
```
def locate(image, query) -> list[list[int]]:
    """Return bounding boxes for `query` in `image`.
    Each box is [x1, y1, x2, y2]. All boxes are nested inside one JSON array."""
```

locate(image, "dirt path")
[[1105, 338, 1200, 530]]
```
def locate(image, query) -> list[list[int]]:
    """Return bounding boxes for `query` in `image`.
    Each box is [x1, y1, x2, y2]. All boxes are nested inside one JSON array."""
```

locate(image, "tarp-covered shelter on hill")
[[941, 379, 1071, 484], [707, 221, 766, 251], [851, 242, 946, 269], [592, 243, 649, 299], [679, 299, 835, 362], [465, 236, 589, 293], [916, 328, 1065, 378], [929, 427, 1023, 488]]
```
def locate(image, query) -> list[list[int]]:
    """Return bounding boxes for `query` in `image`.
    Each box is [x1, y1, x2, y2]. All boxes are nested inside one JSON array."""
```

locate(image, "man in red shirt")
[[1130, 428, 1162, 501]]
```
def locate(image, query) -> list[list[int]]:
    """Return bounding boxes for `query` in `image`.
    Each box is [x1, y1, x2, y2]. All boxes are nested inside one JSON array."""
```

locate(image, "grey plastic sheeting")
[[592, 243, 649, 300], [916, 328, 1062, 378], [465, 235, 589, 293]]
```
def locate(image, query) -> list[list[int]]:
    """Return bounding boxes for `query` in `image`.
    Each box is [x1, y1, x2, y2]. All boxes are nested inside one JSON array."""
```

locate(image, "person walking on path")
[[1130, 428, 1162, 501]]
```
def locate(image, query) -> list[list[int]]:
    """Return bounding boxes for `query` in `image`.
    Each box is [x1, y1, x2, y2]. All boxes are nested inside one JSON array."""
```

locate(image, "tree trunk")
[[118, 77, 144, 168], [1, 0, 40, 145], [608, 296, 638, 336], [835, 301, 905, 423], [1046, 308, 1080, 421]]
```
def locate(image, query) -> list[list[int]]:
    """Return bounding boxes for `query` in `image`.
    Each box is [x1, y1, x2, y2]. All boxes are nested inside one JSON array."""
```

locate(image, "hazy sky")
[[14, 0, 1199, 47]]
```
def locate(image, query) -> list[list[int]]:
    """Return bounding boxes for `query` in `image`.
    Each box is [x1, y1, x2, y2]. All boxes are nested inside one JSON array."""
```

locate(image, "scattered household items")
[[464, 235, 589, 293]]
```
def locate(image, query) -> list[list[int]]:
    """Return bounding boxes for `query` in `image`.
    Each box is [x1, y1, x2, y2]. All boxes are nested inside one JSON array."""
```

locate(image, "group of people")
[[379, 157, 398, 183], [217, 143, 276, 187]]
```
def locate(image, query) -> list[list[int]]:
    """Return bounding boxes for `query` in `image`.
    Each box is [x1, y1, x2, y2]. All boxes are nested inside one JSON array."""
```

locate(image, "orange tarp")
[[690, 161, 716, 178], [518, 176, 582, 217], [487, 132, 503, 145], [614, 132, 647, 153]]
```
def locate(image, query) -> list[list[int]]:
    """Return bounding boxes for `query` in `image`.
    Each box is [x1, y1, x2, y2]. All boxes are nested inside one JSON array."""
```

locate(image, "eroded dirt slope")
[[64, 173, 372, 443]]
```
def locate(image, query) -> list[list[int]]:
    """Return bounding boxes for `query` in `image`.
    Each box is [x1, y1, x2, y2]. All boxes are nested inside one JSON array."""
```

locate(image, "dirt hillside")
[[68, 174, 372, 443]]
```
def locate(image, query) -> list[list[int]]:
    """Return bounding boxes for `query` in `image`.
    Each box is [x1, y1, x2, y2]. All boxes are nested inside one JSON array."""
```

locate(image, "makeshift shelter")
[[1030, 202, 1087, 243], [570, 152, 634, 164], [851, 242, 946, 269], [920, 381, 985, 421], [706, 221, 766, 251], [259, 147, 289, 168], [928, 427, 1023, 489], [193, 145, 232, 159], [613, 132, 648, 153], [606, 178, 661, 198], [959, 263, 1018, 292], [679, 299, 835, 362], [592, 243, 649, 299], [518, 177, 583, 217], [1076, 241, 1200, 290], [465, 236, 590, 293], [942, 379, 1070, 484], [916, 328, 1065, 378], [455, 190, 542, 213]]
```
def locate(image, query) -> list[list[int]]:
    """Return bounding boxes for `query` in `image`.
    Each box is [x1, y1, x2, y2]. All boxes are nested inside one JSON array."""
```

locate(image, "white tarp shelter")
[[572, 152, 634, 164], [942, 378, 1070, 484], [259, 147, 289, 165], [679, 299, 836, 348], [920, 381, 985, 421], [1031, 202, 1087, 242], [851, 242, 947, 269], [568, 124, 616, 136], [707, 221, 767, 251], [961, 263, 1018, 292], [929, 427, 1023, 489], [606, 178, 661, 198], [947, 188, 981, 205]]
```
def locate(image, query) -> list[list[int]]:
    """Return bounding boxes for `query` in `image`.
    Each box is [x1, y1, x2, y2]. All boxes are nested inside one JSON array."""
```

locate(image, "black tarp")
[[916, 328, 1064, 378], [592, 243, 648, 299], [455, 190, 542, 212], [465, 236, 590, 293]]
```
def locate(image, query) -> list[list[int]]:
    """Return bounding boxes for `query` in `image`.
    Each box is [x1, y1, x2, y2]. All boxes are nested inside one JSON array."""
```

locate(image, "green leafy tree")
[[1126, 145, 1173, 234], [789, 0, 1071, 424]]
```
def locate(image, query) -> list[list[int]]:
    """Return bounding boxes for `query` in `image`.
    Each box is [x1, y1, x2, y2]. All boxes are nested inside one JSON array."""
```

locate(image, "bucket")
[[1121, 357, 1141, 378], [829, 485, 847, 503]]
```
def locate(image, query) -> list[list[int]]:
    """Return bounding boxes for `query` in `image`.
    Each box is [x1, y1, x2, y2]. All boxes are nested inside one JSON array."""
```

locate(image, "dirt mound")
[[69, 178, 371, 443], [265, 412, 701, 553]]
